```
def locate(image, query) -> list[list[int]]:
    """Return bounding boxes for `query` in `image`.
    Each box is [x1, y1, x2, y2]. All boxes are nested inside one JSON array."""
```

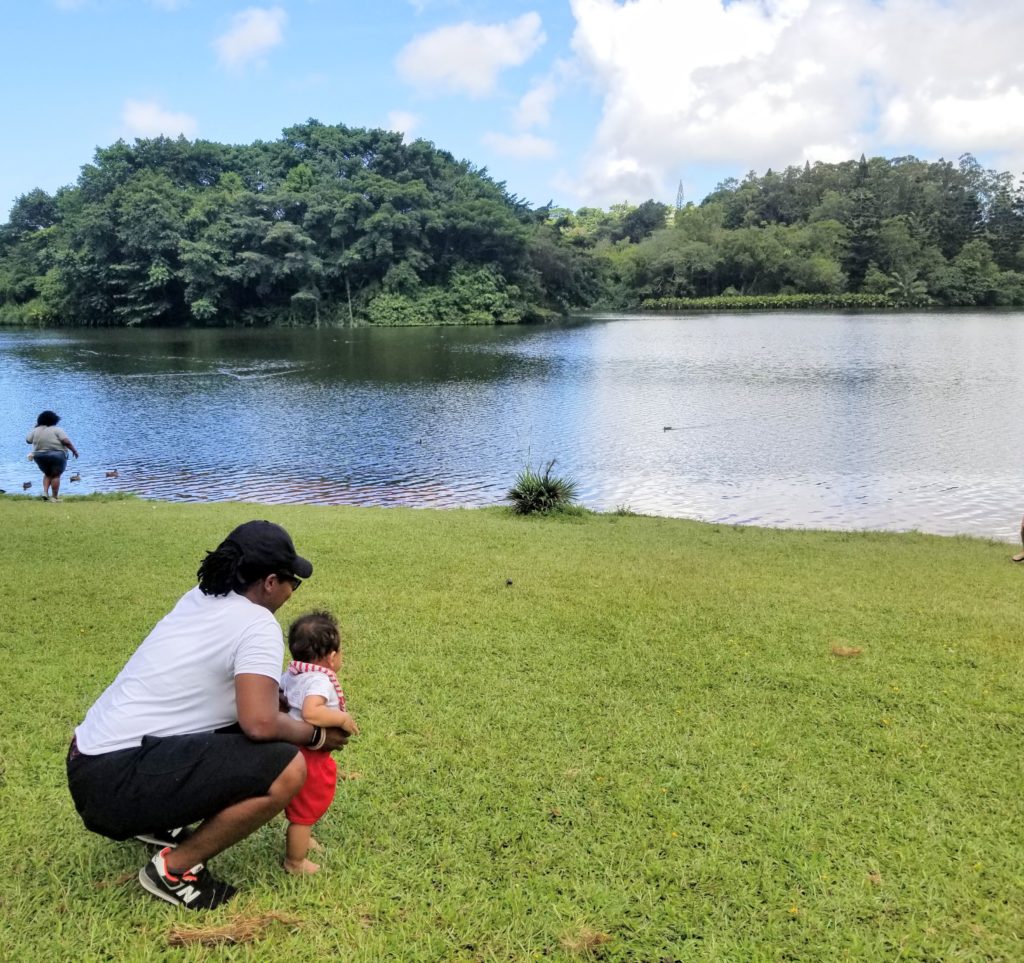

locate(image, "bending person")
[[26, 409, 79, 501], [1015, 516, 1024, 563], [67, 520, 348, 910]]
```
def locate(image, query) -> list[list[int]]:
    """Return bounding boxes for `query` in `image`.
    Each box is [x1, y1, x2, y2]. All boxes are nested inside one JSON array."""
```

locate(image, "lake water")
[[2, 312, 1023, 540]]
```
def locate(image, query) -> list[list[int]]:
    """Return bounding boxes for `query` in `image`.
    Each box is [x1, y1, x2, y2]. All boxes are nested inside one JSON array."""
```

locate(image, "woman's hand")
[[323, 727, 350, 751]]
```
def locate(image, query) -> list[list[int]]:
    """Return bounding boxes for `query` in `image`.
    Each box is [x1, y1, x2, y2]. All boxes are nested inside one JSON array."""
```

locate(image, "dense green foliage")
[[4, 134, 1024, 326], [554, 153, 1024, 310], [1, 498, 1022, 959], [0, 121, 598, 327], [643, 293, 905, 311]]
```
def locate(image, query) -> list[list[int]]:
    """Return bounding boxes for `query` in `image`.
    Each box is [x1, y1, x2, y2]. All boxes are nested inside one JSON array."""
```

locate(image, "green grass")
[[0, 497, 1021, 961]]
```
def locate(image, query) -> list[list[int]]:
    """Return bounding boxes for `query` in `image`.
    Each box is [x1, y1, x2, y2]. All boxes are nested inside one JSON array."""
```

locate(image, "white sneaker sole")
[[138, 867, 185, 907]]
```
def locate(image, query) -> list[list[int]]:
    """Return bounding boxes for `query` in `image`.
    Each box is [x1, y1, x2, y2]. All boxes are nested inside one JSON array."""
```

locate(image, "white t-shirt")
[[75, 587, 285, 754], [281, 671, 339, 722]]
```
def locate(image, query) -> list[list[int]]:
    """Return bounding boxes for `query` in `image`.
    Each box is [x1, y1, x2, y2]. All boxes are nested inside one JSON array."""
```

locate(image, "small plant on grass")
[[507, 459, 579, 515]]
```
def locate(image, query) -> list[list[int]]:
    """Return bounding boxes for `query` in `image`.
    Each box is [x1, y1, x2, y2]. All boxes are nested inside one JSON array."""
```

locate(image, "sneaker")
[[135, 826, 193, 848], [139, 847, 237, 910]]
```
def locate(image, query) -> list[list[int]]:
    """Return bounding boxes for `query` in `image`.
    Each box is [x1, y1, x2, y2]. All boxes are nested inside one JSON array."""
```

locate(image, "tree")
[[7, 189, 59, 233], [618, 199, 670, 243]]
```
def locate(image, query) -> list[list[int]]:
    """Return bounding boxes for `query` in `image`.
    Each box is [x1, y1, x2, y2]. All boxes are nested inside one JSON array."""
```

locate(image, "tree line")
[[2, 122, 1023, 327], [556, 153, 1024, 310]]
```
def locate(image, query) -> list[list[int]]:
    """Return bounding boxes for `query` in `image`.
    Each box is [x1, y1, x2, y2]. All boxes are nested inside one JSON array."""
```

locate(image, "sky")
[[3, 0, 1023, 222]]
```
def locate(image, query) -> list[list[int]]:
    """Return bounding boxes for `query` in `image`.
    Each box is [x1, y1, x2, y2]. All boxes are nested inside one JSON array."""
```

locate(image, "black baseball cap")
[[223, 520, 313, 579]]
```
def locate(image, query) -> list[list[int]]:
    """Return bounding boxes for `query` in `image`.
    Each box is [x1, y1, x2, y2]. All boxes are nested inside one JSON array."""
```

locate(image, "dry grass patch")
[[559, 926, 613, 955], [167, 911, 301, 947]]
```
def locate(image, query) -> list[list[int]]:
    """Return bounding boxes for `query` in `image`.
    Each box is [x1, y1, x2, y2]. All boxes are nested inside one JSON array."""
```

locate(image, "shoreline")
[[2, 490, 1017, 545]]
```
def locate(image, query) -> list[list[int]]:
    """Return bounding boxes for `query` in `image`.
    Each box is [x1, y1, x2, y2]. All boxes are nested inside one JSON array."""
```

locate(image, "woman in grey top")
[[26, 409, 79, 501]]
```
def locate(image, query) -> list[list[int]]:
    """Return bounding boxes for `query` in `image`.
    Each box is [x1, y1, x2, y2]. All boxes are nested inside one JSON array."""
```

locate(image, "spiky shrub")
[[507, 460, 579, 515]]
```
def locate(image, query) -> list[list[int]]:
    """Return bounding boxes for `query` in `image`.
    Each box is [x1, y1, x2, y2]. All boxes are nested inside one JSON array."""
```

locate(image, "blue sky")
[[3, 0, 1022, 222]]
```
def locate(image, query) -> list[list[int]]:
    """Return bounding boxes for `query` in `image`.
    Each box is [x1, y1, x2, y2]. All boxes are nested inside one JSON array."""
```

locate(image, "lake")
[[2, 312, 1022, 540]]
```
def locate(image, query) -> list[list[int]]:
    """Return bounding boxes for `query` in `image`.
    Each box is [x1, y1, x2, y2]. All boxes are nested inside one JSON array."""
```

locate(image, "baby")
[[280, 610, 359, 874]]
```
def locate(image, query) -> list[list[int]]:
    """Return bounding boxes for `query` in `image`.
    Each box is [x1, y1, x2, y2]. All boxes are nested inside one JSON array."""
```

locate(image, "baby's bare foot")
[[283, 857, 320, 875]]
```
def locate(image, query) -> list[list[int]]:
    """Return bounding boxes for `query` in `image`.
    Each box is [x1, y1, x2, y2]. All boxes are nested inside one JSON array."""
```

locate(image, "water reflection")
[[2, 313, 1023, 540]]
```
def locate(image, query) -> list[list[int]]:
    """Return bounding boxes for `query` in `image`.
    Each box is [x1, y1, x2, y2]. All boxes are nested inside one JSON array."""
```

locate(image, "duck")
[[22, 481, 32, 491], [105, 469, 119, 478], [70, 472, 81, 482]]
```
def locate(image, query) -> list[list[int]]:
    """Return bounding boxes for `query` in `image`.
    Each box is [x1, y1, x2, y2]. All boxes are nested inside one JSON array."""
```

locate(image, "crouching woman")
[[66, 520, 349, 910]]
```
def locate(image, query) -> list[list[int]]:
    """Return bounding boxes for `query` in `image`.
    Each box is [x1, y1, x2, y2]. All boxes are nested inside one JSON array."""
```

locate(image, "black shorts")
[[66, 731, 298, 841], [34, 451, 67, 476]]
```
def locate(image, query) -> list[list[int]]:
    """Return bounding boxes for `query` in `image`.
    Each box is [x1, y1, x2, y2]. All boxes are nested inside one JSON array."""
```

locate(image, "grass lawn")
[[0, 497, 1021, 961]]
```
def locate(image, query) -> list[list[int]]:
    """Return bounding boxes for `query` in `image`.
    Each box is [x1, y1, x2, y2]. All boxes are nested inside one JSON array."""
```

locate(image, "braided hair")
[[196, 541, 275, 596]]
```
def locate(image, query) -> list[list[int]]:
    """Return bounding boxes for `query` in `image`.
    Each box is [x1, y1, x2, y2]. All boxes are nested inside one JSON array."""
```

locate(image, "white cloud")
[[121, 100, 198, 139], [482, 132, 557, 159], [513, 58, 576, 132], [882, 88, 1024, 151], [396, 12, 546, 98], [387, 111, 421, 139], [567, 0, 1024, 204], [515, 75, 558, 129], [214, 6, 287, 70]]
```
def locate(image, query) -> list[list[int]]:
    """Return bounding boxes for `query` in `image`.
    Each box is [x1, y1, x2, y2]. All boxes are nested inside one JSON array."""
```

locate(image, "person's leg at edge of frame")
[[50, 472, 61, 500], [1014, 515, 1024, 562], [163, 752, 307, 875]]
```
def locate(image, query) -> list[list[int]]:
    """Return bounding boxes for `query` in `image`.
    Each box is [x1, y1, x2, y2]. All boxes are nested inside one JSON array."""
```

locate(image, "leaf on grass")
[[93, 871, 135, 889], [338, 770, 363, 780], [867, 871, 882, 886], [560, 927, 612, 954], [167, 912, 300, 947], [831, 643, 863, 657]]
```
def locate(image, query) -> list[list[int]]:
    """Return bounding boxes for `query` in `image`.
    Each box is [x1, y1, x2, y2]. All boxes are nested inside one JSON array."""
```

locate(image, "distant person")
[[66, 520, 350, 910], [1013, 516, 1024, 562], [280, 611, 359, 875], [26, 409, 79, 501]]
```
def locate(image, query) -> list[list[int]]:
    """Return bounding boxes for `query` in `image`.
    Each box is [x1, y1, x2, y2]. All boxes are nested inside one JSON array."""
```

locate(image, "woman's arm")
[[236, 674, 350, 748], [300, 694, 360, 735], [63, 436, 79, 458]]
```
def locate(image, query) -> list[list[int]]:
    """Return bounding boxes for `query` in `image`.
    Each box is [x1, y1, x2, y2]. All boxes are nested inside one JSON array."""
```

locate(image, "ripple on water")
[[2, 314, 1024, 540]]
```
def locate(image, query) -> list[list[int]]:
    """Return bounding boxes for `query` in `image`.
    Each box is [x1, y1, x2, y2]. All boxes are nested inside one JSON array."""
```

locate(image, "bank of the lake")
[[1, 497, 1020, 961]]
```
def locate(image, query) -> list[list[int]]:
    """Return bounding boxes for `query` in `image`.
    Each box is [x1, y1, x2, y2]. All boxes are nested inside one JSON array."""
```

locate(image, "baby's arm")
[[301, 695, 360, 735]]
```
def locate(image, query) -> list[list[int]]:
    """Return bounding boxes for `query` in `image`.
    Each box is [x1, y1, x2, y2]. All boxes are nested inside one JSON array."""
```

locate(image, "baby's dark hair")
[[288, 610, 340, 662]]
